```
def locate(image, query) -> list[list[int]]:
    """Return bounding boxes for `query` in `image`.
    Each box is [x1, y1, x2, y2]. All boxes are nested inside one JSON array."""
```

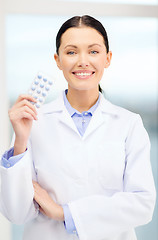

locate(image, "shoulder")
[[100, 95, 148, 141], [100, 94, 140, 121]]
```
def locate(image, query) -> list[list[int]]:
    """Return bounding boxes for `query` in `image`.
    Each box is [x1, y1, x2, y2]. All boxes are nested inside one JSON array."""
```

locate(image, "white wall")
[[0, 0, 11, 239], [4, 0, 158, 17]]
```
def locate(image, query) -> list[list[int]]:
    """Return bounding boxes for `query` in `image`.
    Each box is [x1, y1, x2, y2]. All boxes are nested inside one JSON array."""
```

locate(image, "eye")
[[67, 51, 75, 55], [90, 50, 99, 54]]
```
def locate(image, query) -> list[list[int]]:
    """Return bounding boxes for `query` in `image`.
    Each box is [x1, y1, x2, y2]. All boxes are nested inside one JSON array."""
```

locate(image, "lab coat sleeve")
[[0, 137, 39, 224], [68, 114, 156, 240], [1, 146, 26, 168]]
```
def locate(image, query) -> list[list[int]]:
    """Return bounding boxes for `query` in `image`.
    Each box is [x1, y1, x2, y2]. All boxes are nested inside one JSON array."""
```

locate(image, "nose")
[[77, 53, 89, 68]]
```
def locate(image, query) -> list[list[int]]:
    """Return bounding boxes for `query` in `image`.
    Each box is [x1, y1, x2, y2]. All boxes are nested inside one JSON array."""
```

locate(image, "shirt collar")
[[63, 89, 100, 117], [42, 90, 118, 117]]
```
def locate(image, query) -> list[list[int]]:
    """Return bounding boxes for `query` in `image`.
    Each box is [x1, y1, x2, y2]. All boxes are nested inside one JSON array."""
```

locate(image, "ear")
[[54, 53, 62, 70], [104, 51, 112, 68]]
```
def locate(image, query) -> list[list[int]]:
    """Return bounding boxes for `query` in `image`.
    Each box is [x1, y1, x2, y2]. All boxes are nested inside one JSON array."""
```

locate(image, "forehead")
[[60, 27, 105, 46]]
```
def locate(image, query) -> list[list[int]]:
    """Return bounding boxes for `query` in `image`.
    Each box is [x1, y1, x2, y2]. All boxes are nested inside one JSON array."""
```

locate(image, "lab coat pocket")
[[97, 141, 125, 191]]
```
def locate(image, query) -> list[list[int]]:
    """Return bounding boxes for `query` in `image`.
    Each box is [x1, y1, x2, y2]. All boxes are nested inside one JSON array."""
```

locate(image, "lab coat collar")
[[42, 91, 118, 117], [82, 94, 119, 139], [42, 92, 79, 136], [99, 93, 118, 117], [41, 91, 119, 139]]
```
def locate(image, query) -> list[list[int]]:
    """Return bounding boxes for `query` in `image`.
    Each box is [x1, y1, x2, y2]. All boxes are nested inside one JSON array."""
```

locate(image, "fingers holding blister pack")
[[8, 72, 53, 148], [10, 95, 37, 121], [8, 94, 38, 154], [28, 72, 53, 108]]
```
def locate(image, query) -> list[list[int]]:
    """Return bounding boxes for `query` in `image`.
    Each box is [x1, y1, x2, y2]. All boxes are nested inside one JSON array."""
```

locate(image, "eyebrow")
[[88, 44, 102, 48], [64, 43, 102, 49], [64, 45, 77, 49]]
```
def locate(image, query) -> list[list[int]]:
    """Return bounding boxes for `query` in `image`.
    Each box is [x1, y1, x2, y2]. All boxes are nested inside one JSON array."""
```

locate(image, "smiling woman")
[[54, 16, 112, 111], [54, 27, 112, 110], [0, 15, 156, 240]]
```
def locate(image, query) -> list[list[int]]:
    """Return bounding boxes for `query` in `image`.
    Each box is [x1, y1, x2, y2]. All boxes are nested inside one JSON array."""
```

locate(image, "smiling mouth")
[[72, 71, 95, 78]]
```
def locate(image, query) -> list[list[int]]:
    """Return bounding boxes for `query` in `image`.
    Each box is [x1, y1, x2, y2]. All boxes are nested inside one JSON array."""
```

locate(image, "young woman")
[[0, 15, 156, 240]]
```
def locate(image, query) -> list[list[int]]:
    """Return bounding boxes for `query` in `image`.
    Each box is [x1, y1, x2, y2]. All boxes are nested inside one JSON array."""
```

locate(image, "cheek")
[[91, 54, 107, 67], [60, 56, 76, 71], [93, 60, 106, 72]]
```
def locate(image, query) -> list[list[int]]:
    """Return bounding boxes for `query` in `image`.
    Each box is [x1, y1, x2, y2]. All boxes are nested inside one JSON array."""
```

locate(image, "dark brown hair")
[[56, 15, 109, 55]]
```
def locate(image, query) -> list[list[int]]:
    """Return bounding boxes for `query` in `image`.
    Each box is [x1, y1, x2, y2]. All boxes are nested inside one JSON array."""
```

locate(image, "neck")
[[66, 87, 99, 113]]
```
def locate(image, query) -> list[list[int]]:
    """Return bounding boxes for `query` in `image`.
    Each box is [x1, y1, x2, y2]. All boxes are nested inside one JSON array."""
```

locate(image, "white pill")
[[37, 89, 41, 94], [43, 78, 47, 82], [34, 79, 39, 85], [48, 80, 53, 85], [45, 86, 50, 91], [39, 97, 44, 103], [42, 92, 47, 97], [38, 75, 42, 79], [40, 83, 44, 88], [31, 86, 36, 91], [35, 103, 40, 108]]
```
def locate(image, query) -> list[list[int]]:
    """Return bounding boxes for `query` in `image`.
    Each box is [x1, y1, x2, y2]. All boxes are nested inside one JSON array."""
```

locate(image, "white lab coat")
[[0, 92, 156, 240]]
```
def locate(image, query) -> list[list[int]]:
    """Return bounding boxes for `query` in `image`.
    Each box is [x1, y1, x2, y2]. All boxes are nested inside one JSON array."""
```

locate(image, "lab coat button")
[[6, 163, 11, 167], [73, 230, 76, 234]]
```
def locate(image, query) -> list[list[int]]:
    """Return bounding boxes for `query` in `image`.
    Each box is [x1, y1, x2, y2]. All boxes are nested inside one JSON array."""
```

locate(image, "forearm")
[[13, 138, 27, 156], [0, 150, 38, 224], [51, 204, 64, 221], [33, 181, 64, 221]]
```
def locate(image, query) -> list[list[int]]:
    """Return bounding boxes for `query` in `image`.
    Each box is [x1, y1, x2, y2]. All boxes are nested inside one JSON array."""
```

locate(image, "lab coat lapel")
[[43, 92, 79, 135], [43, 92, 118, 139], [82, 105, 106, 140], [58, 107, 80, 136], [82, 94, 118, 140], [55, 93, 105, 138]]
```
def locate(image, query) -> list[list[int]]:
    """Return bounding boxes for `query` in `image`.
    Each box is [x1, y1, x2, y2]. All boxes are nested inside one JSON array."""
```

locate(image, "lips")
[[72, 70, 95, 79]]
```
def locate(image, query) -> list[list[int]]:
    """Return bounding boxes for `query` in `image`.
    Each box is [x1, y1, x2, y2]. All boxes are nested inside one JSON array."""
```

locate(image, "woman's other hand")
[[33, 181, 64, 221]]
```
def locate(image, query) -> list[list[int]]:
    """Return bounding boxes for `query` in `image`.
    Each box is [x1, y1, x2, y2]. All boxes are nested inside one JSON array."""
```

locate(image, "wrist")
[[14, 139, 27, 156], [58, 205, 65, 221], [53, 204, 64, 221]]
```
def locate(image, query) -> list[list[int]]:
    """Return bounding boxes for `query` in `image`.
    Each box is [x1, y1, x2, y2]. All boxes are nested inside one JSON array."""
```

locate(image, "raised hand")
[[8, 94, 38, 155]]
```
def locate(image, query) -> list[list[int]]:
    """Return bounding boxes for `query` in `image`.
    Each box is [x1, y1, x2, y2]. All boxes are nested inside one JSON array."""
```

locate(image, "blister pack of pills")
[[28, 72, 53, 108]]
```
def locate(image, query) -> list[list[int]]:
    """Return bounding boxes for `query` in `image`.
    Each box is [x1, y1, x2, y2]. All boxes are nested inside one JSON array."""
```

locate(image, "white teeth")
[[75, 72, 92, 76]]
